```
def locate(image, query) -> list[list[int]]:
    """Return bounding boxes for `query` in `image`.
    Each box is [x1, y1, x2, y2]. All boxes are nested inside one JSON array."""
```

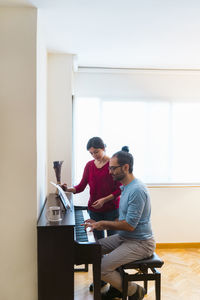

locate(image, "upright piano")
[[37, 193, 101, 300]]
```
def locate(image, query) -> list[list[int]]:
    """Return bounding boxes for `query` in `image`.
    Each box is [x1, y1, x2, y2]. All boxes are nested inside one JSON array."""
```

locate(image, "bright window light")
[[73, 97, 200, 185]]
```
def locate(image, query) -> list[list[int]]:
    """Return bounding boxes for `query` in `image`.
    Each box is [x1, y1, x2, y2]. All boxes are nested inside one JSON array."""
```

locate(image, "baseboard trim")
[[156, 242, 200, 249]]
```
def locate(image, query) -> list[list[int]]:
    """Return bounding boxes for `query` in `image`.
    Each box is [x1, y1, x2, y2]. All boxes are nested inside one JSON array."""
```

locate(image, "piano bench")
[[120, 252, 164, 300]]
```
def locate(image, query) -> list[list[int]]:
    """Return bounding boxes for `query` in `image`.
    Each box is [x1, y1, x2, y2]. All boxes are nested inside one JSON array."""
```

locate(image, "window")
[[73, 97, 200, 185]]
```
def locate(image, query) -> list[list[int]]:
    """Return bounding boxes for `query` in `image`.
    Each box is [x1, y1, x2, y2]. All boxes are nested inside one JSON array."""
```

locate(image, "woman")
[[62, 136, 121, 240]]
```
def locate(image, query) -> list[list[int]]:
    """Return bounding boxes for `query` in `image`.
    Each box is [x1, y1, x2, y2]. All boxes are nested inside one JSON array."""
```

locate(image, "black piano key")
[[75, 209, 89, 242]]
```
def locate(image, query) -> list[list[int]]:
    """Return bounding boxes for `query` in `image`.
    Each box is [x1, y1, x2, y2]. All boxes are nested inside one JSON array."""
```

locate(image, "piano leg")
[[74, 242, 102, 300], [92, 258, 101, 300]]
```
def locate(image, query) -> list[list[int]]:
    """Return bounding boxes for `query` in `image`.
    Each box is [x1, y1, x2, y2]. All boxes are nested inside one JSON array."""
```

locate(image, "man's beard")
[[112, 171, 126, 181]]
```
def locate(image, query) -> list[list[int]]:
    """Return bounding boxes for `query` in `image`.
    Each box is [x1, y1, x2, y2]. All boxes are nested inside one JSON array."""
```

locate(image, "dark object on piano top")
[[53, 160, 63, 183]]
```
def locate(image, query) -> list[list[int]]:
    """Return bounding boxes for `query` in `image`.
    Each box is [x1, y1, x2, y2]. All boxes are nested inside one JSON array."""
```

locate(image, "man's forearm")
[[95, 220, 134, 232]]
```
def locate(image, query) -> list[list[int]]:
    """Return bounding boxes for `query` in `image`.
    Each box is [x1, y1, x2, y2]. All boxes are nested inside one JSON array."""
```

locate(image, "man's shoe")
[[89, 280, 107, 292], [101, 286, 122, 299], [128, 284, 145, 300]]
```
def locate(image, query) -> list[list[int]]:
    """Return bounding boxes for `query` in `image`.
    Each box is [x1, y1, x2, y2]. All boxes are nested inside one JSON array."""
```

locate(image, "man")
[[84, 148, 155, 300]]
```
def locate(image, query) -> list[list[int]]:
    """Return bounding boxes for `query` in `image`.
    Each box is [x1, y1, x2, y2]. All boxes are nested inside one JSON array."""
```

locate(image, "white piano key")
[[82, 210, 96, 243]]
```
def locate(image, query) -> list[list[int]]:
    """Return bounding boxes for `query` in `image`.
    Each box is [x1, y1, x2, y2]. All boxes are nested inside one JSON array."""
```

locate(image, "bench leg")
[[155, 272, 161, 300], [122, 273, 128, 300], [143, 268, 148, 294]]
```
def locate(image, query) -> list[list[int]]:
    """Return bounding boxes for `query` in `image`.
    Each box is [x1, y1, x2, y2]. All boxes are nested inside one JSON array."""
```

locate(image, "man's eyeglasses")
[[108, 165, 122, 171]]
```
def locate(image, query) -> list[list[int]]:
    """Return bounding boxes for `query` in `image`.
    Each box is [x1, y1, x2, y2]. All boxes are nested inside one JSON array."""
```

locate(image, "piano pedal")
[[89, 280, 107, 292], [74, 264, 89, 272]]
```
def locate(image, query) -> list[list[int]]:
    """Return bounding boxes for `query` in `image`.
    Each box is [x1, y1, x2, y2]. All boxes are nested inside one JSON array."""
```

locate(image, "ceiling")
[[1, 0, 200, 68]]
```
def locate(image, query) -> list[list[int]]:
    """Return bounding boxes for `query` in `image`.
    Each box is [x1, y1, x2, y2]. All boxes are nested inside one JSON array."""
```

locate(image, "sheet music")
[[50, 181, 71, 209]]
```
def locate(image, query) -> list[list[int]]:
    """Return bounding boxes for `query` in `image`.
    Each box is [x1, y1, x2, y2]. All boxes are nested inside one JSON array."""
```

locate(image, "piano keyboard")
[[75, 209, 95, 243]]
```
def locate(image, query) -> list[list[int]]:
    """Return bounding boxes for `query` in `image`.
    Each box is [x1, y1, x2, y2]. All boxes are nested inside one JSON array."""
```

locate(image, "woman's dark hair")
[[112, 146, 133, 173], [86, 137, 106, 150]]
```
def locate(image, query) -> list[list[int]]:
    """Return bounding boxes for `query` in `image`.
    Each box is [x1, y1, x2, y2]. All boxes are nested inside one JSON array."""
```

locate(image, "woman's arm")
[[61, 162, 90, 194], [74, 162, 89, 193], [91, 178, 122, 209], [91, 193, 114, 209], [112, 180, 122, 197]]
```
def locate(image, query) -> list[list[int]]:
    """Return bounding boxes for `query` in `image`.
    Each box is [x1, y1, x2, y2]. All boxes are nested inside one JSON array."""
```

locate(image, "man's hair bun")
[[121, 146, 129, 152]]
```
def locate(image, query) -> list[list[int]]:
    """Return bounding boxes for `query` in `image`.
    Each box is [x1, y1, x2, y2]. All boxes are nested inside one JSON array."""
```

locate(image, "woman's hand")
[[61, 183, 68, 191], [60, 183, 76, 194], [91, 198, 105, 209]]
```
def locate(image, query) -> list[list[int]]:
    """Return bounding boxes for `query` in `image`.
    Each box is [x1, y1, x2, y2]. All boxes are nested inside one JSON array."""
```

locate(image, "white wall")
[[47, 54, 73, 192], [75, 68, 200, 100], [0, 7, 37, 300], [37, 10, 47, 216], [150, 186, 200, 243]]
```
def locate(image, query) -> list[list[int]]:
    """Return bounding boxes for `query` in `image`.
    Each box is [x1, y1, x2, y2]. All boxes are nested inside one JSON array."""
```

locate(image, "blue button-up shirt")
[[118, 178, 153, 240]]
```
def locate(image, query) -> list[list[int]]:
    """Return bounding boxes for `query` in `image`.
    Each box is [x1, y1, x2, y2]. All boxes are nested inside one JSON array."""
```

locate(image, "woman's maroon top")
[[74, 160, 121, 212]]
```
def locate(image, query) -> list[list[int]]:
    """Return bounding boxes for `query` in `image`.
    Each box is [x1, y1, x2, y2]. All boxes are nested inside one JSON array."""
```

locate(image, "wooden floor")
[[74, 248, 200, 300]]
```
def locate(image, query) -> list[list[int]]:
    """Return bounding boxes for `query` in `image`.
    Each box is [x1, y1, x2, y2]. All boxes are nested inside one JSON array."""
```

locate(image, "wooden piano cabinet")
[[37, 194, 75, 300], [37, 225, 74, 300], [37, 193, 101, 300]]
